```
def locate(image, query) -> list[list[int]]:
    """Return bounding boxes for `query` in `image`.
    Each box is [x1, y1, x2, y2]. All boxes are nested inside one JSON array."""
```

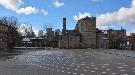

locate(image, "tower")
[[62, 18, 66, 35]]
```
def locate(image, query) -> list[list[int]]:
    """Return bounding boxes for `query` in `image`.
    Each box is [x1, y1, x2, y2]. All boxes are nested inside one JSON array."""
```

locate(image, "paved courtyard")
[[0, 49, 135, 75]]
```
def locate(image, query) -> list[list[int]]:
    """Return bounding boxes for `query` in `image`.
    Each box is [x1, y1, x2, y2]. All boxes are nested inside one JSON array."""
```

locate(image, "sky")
[[0, 0, 135, 36]]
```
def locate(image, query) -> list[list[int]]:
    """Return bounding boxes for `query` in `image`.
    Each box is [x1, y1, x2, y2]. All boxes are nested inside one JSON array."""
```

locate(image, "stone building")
[[96, 29, 104, 48], [59, 17, 103, 49], [59, 31, 80, 49], [77, 17, 97, 48], [59, 18, 80, 49]]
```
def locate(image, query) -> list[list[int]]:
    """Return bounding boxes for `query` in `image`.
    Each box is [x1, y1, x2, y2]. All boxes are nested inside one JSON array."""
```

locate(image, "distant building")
[[128, 33, 135, 50], [38, 30, 44, 37], [31, 38, 46, 47], [130, 33, 135, 36], [102, 28, 126, 49], [47, 28, 55, 41]]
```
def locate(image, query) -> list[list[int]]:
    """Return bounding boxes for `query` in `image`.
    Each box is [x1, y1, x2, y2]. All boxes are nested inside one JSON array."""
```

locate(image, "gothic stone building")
[[59, 17, 103, 49]]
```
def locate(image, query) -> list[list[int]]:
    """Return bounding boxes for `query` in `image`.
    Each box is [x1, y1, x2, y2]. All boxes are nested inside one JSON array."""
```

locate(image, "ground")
[[0, 49, 135, 75]]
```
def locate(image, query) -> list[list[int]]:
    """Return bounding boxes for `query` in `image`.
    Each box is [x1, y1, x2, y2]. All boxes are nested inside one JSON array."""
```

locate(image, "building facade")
[[77, 17, 97, 48], [59, 17, 102, 49], [128, 33, 135, 50], [0, 23, 8, 49], [0, 23, 18, 49], [59, 18, 80, 49], [102, 28, 126, 49]]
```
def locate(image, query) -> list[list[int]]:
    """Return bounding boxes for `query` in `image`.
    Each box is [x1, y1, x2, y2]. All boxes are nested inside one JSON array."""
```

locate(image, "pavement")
[[0, 49, 135, 75]]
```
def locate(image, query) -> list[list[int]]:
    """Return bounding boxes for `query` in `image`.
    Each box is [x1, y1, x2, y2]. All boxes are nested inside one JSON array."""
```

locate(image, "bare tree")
[[0, 16, 19, 28], [0, 16, 21, 49], [18, 23, 36, 38]]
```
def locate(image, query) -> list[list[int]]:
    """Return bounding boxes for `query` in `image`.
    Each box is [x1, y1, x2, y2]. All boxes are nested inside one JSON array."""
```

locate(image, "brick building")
[[102, 28, 126, 49], [128, 33, 135, 50]]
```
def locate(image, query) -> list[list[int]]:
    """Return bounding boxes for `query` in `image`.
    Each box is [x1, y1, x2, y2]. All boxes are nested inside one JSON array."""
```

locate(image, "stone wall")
[[68, 36, 80, 49], [78, 17, 97, 48], [59, 35, 80, 49]]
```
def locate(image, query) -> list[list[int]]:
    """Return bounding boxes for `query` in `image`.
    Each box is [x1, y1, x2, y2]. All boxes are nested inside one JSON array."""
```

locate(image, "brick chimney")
[[62, 18, 66, 35]]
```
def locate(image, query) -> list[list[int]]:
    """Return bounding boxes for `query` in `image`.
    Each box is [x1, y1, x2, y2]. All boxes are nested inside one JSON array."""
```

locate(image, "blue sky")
[[0, 0, 135, 35]]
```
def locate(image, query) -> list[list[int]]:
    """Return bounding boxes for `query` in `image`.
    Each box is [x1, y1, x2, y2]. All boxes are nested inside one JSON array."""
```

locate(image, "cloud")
[[96, 0, 135, 31], [73, 12, 91, 21], [53, 0, 64, 8], [0, 0, 39, 15], [132, 0, 135, 6], [97, 0, 135, 26], [17, 6, 39, 15], [73, 0, 135, 31], [0, 0, 21, 10], [41, 9, 48, 16]]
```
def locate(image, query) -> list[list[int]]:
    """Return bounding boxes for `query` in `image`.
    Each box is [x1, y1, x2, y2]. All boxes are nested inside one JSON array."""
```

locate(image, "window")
[[0, 38, 2, 42], [0, 26, 1, 30]]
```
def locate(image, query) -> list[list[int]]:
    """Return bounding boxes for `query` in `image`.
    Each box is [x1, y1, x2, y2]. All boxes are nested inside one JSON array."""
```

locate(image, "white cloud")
[[97, 0, 135, 26], [17, 6, 38, 15], [132, 0, 135, 6], [0, 0, 21, 10], [73, 12, 91, 21], [41, 9, 48, 16], [53, 0, 64, 8], [0, 0, 39, 15], [73, 0, 135, 34], [96, 0, 135, 32]]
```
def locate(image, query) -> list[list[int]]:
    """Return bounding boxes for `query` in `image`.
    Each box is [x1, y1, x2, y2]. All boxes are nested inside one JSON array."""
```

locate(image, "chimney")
[[62, 18, 66, 35]]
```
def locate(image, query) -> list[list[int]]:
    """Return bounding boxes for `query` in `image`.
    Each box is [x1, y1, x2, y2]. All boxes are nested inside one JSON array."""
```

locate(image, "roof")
[[30, 38, 44, 40], [66, 30, 81, 36]]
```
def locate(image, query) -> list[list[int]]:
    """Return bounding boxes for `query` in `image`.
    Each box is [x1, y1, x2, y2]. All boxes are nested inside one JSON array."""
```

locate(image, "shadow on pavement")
[[0, 49, 22, 61]]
